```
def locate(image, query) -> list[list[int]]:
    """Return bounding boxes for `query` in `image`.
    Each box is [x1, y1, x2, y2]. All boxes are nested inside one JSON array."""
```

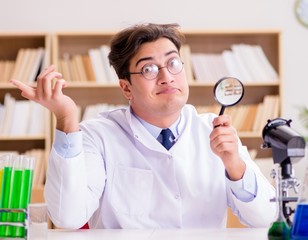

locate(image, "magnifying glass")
[[214, 77, 244, 116]]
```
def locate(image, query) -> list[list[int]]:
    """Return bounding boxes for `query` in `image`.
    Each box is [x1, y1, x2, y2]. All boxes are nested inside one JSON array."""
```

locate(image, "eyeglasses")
[[125, 57, 184, 80]]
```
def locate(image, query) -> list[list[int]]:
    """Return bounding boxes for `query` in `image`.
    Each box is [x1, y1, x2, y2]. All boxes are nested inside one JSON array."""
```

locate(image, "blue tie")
[[161, 128, 174, 150]]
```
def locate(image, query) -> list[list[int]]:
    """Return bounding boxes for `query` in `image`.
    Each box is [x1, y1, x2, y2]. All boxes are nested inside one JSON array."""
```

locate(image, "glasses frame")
[[125, 57, 184, 80]]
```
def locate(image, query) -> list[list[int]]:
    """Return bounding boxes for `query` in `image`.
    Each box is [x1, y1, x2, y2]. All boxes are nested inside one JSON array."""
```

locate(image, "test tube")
[[0, 155, 35, 238], [10, 155, 24, 237], [0, 154, 13, 237], [14, 156, 35, 237]]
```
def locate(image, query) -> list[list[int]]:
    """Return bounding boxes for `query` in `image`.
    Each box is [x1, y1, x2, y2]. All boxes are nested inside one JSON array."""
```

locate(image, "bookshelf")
[[51, 30, 283, 228], [0, 33, 51, 203], [52, 30, 282, 159], [0, 30, 281, 228]]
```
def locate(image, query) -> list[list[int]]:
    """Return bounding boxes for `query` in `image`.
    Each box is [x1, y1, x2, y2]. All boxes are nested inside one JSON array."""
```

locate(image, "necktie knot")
[[161, 128, 174, 150]]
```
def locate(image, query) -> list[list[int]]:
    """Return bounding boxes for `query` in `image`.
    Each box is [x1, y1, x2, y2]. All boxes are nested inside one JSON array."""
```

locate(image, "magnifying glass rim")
[[213, 76, 244, 107]]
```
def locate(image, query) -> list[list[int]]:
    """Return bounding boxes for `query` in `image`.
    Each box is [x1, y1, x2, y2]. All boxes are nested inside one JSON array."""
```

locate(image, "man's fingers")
[[37, 65, 56, 80], [53, 79, 66, 97], [37, 70, 63, 99], [10, 79, 36, 100]]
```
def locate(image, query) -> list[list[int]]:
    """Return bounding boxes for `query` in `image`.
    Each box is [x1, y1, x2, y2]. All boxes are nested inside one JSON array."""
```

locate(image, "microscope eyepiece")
[[262, 118, 306, 165]]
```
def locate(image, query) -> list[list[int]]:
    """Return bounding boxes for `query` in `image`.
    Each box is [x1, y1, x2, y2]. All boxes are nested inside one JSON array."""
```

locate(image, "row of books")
[[196, 95, 280, 133], [75, 94, 278, 134], [183, 43, 279, 83], [0, 149, 46, 187], [77, 103, 127, 122], [58, 45, 118, 83], [0, 47, 46, 84], [0, 93, 46, 136], [0, 44, 277, 85]]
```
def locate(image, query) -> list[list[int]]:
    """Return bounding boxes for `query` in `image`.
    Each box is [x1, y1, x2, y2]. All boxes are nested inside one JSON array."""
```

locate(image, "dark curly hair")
[[108, 23, 185, 81]]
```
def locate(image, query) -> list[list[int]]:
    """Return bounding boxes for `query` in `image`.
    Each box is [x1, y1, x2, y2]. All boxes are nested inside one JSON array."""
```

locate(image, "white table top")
[[48, 228, 269, 240]]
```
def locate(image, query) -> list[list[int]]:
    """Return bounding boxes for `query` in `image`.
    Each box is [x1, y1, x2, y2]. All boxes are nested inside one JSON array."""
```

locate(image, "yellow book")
[[82, 54, 96, 82]]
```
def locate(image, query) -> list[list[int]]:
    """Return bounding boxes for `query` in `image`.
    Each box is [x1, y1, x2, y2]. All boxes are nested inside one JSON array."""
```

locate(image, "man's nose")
[[157, 67, 174, 84]]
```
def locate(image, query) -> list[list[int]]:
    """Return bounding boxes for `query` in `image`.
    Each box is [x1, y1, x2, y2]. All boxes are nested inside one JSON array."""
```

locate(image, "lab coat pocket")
[[110, 165, 153, 216]]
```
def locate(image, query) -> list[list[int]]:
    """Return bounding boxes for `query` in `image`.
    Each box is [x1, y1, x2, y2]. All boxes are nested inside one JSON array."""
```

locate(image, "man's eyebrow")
[[135, 57, 153, 67], [135, 50, 179, 67]]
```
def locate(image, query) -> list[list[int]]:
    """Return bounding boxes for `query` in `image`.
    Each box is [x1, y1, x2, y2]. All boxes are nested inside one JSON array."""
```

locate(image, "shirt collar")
[[131, 109, 181, 140]]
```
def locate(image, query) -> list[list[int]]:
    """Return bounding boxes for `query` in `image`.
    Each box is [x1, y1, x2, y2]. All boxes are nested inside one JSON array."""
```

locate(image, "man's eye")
[[143, 64, 157, 74], [169, 58, 181, 68]]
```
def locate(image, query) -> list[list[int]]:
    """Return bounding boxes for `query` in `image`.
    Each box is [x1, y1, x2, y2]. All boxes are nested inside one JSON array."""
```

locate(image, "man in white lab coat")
[[11, 23, 276, 229]]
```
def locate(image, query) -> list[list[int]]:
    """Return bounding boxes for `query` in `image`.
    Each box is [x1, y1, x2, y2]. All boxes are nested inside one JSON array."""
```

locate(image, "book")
[[72, 54, 88, 81], [240, 44, 270, 82], [207, 53, 230, 82], [230, 44, 254, 82], [27, 101, 46, 136], [222, 50, 244, 81], [9, 100, 31, 136], [252, 102, 265, 133], [82, 54, 96, 81], [180, 44, 194, 83], [42, 35, 51, 70], [0, 93, 16, 135], [240, 104, 259, 132], [69, 56, 81, 82], [252, 45, 279, 82], [27, 47, 45, 83], [11, 48, 26, 81], [99, 45, 118, 83], [59, 56, 72, 81], [21, 48, 36, 83], [88, 48, 108, 83], [2, 60, 15, 83], [191, 53, 210, 82]]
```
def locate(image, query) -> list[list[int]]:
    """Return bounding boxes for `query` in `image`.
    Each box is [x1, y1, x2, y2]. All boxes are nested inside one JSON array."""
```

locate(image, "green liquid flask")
[[0, 155, 13, 237], [14, 156, 34, 237], [291, 165, 308, 240], [268, 166, 290, 240], [10, 156, 24, 237]]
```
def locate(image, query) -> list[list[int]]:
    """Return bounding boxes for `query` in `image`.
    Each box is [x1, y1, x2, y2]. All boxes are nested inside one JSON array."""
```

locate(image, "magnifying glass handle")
[[218, 106, 225, 116], [214, 106, 226, 128]]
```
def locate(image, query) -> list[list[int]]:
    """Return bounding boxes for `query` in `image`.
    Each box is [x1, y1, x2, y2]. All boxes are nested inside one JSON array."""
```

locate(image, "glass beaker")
[[268, 166, 291, 240], [291, 165, 308, 240]]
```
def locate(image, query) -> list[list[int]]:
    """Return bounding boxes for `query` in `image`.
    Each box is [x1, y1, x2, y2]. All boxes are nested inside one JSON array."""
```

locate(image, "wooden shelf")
[[51, 30, 282, 159], [0, 32, 51, 203]]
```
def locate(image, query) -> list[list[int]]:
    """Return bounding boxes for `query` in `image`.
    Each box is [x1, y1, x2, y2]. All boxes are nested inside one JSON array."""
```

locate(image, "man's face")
[[120, 38, 189, 125]]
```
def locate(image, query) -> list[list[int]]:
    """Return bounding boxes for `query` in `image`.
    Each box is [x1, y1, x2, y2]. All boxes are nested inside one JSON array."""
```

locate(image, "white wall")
[[1, 0, 308, 135]]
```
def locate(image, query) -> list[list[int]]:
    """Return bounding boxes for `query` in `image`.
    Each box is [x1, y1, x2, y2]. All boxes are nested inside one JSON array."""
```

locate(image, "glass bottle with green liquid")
[[0, 154, 35, 238], [268, 166, 291, 240], [9, 155, 23, 237], [291, 165, 308, 240], [12, 156, 34, 238], [0, 154, 13, 237]]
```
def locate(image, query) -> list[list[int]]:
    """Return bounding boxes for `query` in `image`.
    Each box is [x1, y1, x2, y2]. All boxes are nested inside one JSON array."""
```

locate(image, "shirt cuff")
[[53, 129, 83, 158], [227, 166, 257, 202]]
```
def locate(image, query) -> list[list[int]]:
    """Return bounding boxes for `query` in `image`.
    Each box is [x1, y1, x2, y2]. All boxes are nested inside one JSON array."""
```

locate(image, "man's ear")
[[119, 79, 133, 100]]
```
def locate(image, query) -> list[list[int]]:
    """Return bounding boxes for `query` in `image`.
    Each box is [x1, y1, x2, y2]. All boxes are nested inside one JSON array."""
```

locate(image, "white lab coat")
[[45, 104, 276, 229]]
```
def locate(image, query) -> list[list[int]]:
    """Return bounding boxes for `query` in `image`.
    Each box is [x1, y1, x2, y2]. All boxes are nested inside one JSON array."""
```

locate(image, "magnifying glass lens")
[[214, 77, 244, 116]]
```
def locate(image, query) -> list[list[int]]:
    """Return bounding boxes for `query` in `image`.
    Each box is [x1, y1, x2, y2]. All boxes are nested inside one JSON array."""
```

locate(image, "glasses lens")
[[142, 64, 159, 80], [168, 57, 183, 75]]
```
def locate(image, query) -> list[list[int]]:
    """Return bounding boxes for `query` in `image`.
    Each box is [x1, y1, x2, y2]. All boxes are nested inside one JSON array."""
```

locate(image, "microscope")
[[262, 118, 306, 226]]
